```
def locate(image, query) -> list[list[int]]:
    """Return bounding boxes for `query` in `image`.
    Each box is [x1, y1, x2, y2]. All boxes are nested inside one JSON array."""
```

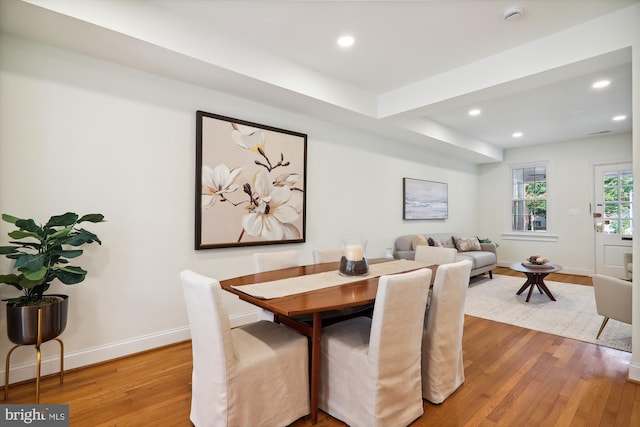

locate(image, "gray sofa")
[[393, 233, 497, 278]]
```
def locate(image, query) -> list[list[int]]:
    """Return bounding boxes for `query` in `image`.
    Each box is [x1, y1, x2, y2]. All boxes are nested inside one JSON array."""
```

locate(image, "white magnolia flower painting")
[[196, 111, 306, 248]]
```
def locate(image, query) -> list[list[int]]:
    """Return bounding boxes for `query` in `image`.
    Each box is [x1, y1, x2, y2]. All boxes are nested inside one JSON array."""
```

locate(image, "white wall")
[[2, 32, 634, 386], [0, 35, 480, 383], [478, 134, 632, 275]]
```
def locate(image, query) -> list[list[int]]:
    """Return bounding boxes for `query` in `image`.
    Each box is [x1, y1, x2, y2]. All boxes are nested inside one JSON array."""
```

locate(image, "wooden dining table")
[[220, 258, 435, 424]]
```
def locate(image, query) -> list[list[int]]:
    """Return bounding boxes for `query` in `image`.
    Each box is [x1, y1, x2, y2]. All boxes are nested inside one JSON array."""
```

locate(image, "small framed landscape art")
[[196, 111, 307, 249], [403, 178, 448, 220]]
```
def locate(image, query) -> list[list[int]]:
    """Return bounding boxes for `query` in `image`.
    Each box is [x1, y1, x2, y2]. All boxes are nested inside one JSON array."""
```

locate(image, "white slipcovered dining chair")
[[254, 249, 300, 272], [318, 268, 432, 427], [592, 274, 632, 339], [253, 250, 302, 320], [180, 270, 309, 427], [312, 248, 343, 264], [422, 259, 472, 404], [415, 245, 458, 265]]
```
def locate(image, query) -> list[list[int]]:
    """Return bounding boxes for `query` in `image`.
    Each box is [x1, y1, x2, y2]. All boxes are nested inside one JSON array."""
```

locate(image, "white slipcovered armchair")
[[592, 274, 632, 339], [624, 252, 632, 280]]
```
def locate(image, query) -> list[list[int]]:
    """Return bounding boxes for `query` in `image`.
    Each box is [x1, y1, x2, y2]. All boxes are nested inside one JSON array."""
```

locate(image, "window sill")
[[501, 232, 559, 242]]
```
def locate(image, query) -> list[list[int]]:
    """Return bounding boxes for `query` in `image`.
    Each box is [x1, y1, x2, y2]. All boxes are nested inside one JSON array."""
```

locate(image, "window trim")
[[504, 160, 554, 240], [501, 232, 559, 242]]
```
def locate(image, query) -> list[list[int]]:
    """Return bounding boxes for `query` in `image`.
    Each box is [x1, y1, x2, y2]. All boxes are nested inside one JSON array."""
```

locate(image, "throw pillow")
[[411, 234, 428, 250], [428, 237, 443, 247], [454, 236, 482, 252]]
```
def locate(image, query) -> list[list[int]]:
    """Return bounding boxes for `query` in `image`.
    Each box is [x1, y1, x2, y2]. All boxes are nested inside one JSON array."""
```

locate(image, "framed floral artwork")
[[403, 178, 448, 220], [196, 111, 307, 249]]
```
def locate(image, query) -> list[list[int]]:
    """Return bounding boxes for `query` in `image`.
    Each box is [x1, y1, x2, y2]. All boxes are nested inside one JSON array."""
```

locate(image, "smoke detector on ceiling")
[[503, 6, 523, 22]]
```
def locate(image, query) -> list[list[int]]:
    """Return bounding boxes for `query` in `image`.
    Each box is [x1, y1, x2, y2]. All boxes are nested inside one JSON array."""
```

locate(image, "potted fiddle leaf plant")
[[0, 212, 105, 345]]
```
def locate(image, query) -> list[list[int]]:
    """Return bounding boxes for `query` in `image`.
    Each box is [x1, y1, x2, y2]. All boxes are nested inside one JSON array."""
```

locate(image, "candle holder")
[[339, 238, 369, 276]]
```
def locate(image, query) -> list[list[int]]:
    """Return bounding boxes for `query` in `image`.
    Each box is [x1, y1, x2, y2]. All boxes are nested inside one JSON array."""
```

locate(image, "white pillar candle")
[[344, 244, 363, 261]]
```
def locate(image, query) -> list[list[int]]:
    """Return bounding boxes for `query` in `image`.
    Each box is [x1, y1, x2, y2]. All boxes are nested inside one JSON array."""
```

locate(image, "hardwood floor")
[[2, 269, 638, 426]]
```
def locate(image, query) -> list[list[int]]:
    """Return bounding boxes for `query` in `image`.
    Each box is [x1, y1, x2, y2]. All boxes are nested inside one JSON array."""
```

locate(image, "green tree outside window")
[[512, 166, 547, 232]]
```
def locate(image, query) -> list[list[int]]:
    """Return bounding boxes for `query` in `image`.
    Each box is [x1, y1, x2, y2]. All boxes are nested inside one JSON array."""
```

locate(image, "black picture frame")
[[196, 111, 307, 249]]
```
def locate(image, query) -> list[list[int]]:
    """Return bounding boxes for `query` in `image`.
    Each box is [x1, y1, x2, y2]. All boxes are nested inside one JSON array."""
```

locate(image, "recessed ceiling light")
[[468, 109, 481, 116], [613, 115, 627, 121], [512, 132, 523, 138], [337, 35, 354, 48], [592, 80, 610, 89]]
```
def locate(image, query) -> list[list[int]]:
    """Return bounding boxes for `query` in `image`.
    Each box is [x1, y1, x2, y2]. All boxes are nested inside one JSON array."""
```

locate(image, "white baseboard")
[[230, 311, 261, 328], [628, 361, 640, 382], [1, 311, 260, 386], [1, 327, 189, 385], [0, 311, 261, 385]]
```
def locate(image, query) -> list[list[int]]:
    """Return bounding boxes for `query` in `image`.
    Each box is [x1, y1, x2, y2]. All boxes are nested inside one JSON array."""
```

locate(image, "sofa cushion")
[[428, 237, 442, 247], [456, 251, 496, 269], [453, 236, 481, 252], [411, 234, 428, 250], [395, 235, 414, 252]]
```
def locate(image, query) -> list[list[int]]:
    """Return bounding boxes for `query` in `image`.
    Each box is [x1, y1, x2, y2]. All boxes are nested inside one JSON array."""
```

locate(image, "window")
[[602, 169, 633, 235], [512, 165, 547, 232]]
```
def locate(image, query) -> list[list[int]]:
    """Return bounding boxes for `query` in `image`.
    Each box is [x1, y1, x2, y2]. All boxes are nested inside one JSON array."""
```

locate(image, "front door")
[[594, 163, 633, 277]]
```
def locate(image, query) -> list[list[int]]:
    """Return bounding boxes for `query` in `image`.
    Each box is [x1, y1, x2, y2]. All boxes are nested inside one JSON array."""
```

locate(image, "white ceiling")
[[0, 0, 636, 163]]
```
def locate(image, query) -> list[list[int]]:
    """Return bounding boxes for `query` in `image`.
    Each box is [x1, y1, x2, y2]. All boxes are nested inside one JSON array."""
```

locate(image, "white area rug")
[[464, 274, 632, 352]]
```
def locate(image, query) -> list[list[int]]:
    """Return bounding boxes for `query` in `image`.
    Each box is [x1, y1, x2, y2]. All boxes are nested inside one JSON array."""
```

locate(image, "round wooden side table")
[[509, 262, 562, 302]]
